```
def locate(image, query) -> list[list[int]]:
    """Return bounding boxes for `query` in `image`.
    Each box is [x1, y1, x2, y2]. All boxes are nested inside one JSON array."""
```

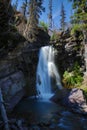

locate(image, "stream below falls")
[[13, 97, 87, 130]]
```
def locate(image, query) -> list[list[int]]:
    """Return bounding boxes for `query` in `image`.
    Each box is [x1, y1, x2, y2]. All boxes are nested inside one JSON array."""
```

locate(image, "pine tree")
[[60, 3, 66, 31], [28, 0, 44, 28], [0, 0, 10, 33], [0, 0, 13, 48], [21, 0, 28, 17], [28, 0, 38, 28], [48, 0, 52, 29], [70, 0, 87, 38], [13, 0, 18, 11], [70, 0, 87, 73], [24, 0, 44, 41]]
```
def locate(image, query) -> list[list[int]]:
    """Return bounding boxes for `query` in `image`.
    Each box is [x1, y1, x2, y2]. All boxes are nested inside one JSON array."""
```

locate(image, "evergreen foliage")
[[70, 0, 87, 72], [0, 0, 10, 33], [48, 0, 53, 29], [70, 0, 87, 40], [13, 0, 18, 11], [21, 0, 28, 17], [60, 3, 66, 31], [24, 0, 45, 42], [28, 0, 45, 27], [39, 21, 48, 32]]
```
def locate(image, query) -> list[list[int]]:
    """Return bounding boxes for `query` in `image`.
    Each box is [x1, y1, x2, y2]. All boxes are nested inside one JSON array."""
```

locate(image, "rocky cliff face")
[[0, 60, 24, 111], [53, 30, 85, 76], [0, 43, 39, 111], [0, 29, 50, 111]]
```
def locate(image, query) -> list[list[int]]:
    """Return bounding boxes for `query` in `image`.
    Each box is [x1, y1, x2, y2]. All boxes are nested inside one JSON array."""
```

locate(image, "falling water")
[[36, 46, 62, 99]]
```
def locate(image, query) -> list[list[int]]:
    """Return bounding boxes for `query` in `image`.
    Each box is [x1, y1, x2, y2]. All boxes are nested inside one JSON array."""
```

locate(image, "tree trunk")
[[83, 30, 87, 75], [0, 88, 10, 130]]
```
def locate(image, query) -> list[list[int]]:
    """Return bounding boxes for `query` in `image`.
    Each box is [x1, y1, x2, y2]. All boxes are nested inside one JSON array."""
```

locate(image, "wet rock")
[[63, 88, 87, 114], [57, 110, 83, 130], [49, 123, 58, 129], [30, 125, 40, 130], [50, 89, 69, 103], [50, 87, 87, 115], [81, 118, 87, 130], [10, 125, 18, 130]]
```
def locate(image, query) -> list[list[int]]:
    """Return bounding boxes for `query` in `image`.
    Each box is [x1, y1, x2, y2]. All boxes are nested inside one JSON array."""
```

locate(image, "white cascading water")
[[36, 46, 62, 99]]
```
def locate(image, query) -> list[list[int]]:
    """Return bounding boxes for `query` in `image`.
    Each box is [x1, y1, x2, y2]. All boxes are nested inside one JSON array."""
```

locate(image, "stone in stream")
[[50, 88, 69, 103], [63, 88, 87, 114], [51, 88, 87, 114]]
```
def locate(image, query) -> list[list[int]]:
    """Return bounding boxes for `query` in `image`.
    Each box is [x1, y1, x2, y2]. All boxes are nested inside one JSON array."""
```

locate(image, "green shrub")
[[39, 21, 48, 32], [50, 32, 59, 41], [71, 24, 81, 35], [82, 87, 87, 101], [63, 62, 83, 88], [71, 24, 83, 40]]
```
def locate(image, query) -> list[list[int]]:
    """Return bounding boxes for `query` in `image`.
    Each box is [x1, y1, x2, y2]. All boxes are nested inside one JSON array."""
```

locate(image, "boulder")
[[0, 71, 26, 111], [63, 88, 87, 114], [50, 89, 69, 103], [51, 88, 87, 114]]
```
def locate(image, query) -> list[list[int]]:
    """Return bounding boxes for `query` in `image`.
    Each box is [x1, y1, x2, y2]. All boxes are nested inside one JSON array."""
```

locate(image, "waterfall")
[[36, 46, 62, 99]]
